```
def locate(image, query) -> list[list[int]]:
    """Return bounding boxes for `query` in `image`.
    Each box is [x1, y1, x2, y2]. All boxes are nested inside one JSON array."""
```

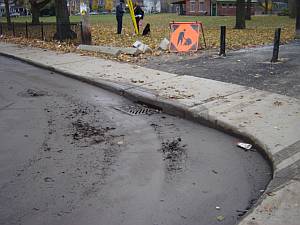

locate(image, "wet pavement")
[[0, 56, 271, 225], [142, 41, 300, 99]]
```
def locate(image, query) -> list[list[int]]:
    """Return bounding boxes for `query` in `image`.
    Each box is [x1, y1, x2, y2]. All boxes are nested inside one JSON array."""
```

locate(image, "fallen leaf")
[[274, 101, 283, 106]]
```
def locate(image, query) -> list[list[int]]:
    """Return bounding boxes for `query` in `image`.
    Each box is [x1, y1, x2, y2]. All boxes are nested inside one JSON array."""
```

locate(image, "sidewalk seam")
[[190, 88, 251, 108], [51, 58, 95, 66], [123, 75, 182, 91]]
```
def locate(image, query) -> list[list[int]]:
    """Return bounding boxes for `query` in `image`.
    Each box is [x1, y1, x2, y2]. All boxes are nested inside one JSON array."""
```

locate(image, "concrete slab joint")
[[78, 44, 122, 57]]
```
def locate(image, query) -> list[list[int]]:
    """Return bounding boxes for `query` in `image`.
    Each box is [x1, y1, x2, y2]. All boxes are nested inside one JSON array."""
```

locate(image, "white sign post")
[[80, 0, 91, 45]]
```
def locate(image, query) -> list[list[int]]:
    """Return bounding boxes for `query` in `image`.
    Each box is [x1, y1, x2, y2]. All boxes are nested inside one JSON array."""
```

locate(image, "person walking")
[[134, 2, 144, 33], [116, 0, 125, 34]]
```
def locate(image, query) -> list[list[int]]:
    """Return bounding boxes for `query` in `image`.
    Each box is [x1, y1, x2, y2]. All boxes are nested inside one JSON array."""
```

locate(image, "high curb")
[[0, 49, 299, 224]]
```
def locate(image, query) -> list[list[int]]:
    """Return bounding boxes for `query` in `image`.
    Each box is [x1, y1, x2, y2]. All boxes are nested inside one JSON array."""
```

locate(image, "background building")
[[172, 0, 258, 16], [143, 0, 161, 13], [0, 0, 28, 17]]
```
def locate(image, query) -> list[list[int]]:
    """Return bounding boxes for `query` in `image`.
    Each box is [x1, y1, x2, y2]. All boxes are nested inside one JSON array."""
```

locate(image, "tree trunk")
[[31, 5, 40, 24], [4, 0, 12, 30], [160, 0, 169, 13], [296, 0, 300, 39], [245, 0, 251, 20], [30, 0, 52, 25], [235, 0, 246, 29], [54, 0, 77, 40], [289, 0, 296, 18]]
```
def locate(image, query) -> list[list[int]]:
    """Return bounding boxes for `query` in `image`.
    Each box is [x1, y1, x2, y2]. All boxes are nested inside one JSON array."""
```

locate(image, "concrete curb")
[[1, 46, 299, 225], [0, 50, 276, 167], [0, 49, 285, 171]]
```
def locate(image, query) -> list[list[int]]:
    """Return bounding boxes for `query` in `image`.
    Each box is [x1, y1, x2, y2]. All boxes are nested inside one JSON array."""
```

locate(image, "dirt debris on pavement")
[[159, 137, 187, 171], [18, 88, 48, 97], [72, 119, 115, 142]]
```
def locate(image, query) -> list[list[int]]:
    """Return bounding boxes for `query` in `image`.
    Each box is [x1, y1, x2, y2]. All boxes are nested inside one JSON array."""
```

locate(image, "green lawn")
[[0, 13, 294, 29]]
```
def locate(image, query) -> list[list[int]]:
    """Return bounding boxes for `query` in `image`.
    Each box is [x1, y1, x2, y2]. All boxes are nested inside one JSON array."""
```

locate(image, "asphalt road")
[[0, 56, 271, 225], [142, 41, 300, 99]]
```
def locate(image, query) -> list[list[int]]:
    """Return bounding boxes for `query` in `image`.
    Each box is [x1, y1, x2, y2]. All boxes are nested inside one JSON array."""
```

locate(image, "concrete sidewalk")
[[0, 42, 299, 225], [143, 41, 300, 99]]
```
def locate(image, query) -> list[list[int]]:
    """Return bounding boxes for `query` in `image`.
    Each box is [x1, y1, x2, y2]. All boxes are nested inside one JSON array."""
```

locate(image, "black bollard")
[[57, 22, 62, 42], [80, 21, 84, 44], [12, 22, 15, 37], [41, 22, 44, 40], [219, 26, 226, 56], [25, 21, 28, 38], [271, 28, 281, 62]]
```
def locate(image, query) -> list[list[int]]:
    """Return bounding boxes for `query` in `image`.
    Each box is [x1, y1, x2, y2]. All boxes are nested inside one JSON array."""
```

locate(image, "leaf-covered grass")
[[0, 14, 296, 50]]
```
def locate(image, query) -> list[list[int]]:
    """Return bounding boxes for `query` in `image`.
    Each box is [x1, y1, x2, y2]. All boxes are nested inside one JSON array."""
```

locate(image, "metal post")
[[80, 21, 84, 44], [219, 26, 226, 56], [59, 22, 62, 41], [271, 28, 281, 62], [12, 22, 15, 37], [41, 22, 44, 40], [25, 21, 28, 38], [200, 23, 207, 48]]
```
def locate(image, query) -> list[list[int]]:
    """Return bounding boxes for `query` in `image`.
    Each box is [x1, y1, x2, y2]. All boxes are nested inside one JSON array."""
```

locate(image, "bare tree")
[[53, 0, 77, 40], [296, 0, 300, 39], [288, 0, 296, 18], [235, 0, 246, 29], [29, 0, 51, 24], [245, 0, 251, 20], [4, 0, 12, 29]]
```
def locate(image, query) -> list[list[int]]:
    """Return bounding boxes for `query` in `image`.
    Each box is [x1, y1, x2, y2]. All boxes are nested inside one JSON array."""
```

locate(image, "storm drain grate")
[[113, 104, 160, 116]]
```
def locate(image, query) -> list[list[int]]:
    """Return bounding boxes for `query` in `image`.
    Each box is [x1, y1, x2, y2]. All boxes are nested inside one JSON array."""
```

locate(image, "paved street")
[[0, 41, 299, 225], [0, 56, 271, 225], [142, 41, 300, 99]]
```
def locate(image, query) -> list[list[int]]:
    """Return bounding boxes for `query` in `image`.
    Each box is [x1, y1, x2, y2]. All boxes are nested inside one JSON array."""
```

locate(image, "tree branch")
[[30, 0, 51, 9]]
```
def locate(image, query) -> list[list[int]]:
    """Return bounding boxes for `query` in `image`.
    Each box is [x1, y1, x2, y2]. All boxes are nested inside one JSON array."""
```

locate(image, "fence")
[[0, 22, 82, 44]]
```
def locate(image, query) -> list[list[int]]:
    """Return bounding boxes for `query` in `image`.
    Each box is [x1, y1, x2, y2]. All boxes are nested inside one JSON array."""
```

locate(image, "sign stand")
[[169, 21, 206, 52], [200, 23, 206, 48]]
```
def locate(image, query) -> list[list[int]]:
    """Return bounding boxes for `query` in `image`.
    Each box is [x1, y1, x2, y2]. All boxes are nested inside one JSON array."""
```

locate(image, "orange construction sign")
[[169, 22, 202, 52]]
